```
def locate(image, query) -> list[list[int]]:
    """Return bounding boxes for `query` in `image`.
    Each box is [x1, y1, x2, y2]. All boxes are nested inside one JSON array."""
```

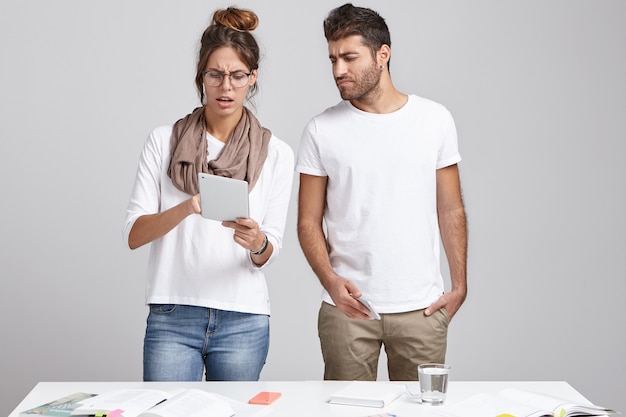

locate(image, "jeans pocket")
[[149, 304, 178, 314]]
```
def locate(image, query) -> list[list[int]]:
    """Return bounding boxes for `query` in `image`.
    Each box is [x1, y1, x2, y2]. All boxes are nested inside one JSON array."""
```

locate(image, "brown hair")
[[195, 7, 261, 103], [323, 3, 391, 68]]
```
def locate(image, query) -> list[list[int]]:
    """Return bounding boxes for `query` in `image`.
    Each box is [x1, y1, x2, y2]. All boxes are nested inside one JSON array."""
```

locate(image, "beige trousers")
[[318, 301, 449, 381]]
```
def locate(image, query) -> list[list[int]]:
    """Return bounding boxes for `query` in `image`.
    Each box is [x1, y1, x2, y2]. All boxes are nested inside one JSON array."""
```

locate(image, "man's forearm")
[[297, 221, 337, 289], [440, 206, 468, 296]]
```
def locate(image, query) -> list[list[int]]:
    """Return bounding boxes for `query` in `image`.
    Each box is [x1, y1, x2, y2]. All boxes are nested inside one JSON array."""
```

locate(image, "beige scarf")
[[167, 106, 271, 195]]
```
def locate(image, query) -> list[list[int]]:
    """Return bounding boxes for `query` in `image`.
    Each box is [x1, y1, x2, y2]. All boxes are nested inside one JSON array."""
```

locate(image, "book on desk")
[[433, 388, 617, 417], [328, 381, 407, 407], [19, 392, 97, 417], [21, 388, 271, 417]]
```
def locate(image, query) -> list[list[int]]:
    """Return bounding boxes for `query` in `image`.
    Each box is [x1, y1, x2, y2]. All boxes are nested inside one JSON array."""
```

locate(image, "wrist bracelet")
[[250, 234, 268, 255]]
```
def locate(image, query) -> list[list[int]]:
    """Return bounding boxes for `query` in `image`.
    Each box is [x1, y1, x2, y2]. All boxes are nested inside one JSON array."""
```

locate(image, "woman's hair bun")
[[212, 7, 259, 32]]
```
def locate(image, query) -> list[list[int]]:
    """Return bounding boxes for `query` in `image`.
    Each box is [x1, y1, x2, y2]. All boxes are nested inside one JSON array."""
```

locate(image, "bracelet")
[[250, 234, 268, 255]]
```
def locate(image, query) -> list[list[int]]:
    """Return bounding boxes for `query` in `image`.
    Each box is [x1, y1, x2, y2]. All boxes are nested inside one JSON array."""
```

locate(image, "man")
[[296, 3, 467, 381]]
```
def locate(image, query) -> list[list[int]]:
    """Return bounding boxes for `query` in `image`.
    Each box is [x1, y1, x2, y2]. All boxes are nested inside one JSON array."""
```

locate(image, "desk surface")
[[9, 380, 591, 417]]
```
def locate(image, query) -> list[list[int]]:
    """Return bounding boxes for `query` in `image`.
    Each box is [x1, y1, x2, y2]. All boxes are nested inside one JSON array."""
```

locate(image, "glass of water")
[[418, 363, 451, 405]]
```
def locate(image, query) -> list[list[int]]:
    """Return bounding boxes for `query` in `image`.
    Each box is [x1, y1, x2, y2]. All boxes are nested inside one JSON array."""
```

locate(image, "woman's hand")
[[222, 218, 273, 266], [221, 217, 264, 251], [189, 193, 202, 215]]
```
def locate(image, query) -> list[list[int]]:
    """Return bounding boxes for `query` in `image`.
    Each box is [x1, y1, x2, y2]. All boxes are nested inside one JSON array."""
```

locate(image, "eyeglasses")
[[202, 70, 252, 88]]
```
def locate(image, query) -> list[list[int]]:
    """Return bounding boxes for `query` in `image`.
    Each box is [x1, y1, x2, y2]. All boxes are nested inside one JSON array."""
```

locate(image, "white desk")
[[9, 380, 593, 417]]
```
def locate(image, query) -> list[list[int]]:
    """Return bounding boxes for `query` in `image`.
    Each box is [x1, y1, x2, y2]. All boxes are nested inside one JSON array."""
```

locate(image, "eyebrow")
[[205, 67, 249, 73], [329, 51, 360, 60]]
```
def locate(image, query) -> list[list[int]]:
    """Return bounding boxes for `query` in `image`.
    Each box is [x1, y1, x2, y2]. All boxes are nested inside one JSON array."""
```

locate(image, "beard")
[[336, 62, 382, 101]]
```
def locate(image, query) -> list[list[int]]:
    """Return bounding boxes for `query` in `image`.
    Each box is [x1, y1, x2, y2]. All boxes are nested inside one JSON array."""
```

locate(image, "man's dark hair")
[[323, 3, 391, 66]]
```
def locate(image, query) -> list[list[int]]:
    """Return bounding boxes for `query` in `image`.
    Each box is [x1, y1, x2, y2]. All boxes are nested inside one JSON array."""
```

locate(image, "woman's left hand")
[[222, 218, 265, 252]]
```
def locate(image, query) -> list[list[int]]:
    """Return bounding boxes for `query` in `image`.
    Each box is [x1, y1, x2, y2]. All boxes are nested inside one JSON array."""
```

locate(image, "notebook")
[[197, 173, 249, 222], [329, 381, 406, 408]]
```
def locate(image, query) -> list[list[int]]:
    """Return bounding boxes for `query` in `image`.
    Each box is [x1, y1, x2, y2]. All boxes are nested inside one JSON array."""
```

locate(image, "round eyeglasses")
[[202, 70, 252, 88]]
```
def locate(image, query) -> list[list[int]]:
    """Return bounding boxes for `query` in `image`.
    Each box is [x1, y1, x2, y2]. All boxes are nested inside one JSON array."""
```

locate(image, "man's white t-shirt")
[[296, 95, 461, 313]]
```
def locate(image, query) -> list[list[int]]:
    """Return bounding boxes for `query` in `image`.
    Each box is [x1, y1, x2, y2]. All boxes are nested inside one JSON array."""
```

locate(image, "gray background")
[[1, 0, 624, 415]]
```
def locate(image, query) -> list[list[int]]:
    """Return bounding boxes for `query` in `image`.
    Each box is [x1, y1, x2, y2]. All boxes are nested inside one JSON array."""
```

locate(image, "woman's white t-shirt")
[[123, 125, 294, 315]]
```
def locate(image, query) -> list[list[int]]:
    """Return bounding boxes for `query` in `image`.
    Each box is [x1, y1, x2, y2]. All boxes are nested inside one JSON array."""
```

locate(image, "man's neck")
[[351, 89, 408, 114], [350, 78, 408, 114]]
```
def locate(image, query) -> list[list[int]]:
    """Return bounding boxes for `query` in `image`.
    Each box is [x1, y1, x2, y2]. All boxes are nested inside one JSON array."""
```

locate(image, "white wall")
[[1, 1, 625, 415]]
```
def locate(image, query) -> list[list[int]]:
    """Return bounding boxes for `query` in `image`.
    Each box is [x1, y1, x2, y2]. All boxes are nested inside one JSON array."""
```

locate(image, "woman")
[[122, 7, 294, 381]]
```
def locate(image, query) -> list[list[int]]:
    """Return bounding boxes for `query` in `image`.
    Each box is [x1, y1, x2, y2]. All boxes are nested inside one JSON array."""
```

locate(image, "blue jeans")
[[143, 304, 269, 381]]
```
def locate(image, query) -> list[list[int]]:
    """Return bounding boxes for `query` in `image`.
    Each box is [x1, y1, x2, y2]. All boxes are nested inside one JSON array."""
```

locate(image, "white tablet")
[[197, 173, 249, 222]]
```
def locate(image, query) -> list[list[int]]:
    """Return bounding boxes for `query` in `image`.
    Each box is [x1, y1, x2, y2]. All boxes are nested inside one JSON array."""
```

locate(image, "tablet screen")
[[197, 173, 249, 221]]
